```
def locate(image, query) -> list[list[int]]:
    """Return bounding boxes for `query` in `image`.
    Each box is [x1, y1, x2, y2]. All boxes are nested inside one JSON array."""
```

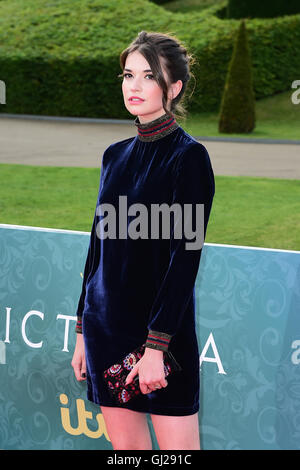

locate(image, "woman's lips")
[[129, 97, 145, 104]]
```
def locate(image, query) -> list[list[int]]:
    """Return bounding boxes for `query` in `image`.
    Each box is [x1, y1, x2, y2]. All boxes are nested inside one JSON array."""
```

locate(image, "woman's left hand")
[[125, 347, 168, 394]]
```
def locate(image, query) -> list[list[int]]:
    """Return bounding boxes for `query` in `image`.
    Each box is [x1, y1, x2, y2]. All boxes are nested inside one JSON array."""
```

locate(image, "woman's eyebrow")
[[124, 68, 152, 72]]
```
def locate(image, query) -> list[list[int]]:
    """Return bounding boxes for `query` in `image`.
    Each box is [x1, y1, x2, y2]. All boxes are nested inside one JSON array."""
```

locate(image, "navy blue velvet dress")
[[75, 112, 215, 416]]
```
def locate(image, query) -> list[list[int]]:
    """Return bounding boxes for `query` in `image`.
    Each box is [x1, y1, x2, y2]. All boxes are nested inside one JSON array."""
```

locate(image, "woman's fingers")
[[71, 334, 86, 381], [125, 365, 138, 385], [71, 351, 86, 381], [140, 385, 153, 394], [80, 361, 87, 380], [143, 378, 168, 393], [71, 359, 81, 380], [71, 358, 85, 381], [127, 353, 168, 394]]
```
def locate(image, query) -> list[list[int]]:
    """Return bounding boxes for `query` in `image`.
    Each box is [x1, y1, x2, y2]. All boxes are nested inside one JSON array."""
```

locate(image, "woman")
[[71, 30, 215, 450]]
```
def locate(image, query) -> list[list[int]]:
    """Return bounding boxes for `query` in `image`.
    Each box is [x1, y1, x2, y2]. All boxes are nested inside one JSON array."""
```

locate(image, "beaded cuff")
[[145, 329, 172, 352], [75, 318, 82, 334]]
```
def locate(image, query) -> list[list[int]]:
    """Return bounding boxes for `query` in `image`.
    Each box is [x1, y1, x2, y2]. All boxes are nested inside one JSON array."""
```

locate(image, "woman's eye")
[[123, 73, 154, 79]]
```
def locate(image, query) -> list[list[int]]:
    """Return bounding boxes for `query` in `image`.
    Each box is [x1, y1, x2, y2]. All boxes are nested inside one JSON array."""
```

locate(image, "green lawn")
[[179, 91, 300, 140], [0, 163, 299, 251]]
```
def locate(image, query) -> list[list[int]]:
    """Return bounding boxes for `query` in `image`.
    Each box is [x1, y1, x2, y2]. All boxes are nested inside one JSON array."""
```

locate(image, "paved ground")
[[0, 114, 299, 179]]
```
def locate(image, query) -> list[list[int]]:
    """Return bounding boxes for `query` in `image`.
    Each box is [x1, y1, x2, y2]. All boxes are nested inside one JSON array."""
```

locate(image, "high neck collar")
[[134, 112, 179, 142]]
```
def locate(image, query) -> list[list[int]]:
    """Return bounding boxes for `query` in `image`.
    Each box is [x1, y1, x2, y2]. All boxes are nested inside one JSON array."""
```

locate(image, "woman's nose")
[[130, 77, 143, 91]]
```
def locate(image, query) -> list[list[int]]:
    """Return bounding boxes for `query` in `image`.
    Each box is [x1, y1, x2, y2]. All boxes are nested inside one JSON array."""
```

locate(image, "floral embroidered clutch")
[[102, 343, 182, 405]]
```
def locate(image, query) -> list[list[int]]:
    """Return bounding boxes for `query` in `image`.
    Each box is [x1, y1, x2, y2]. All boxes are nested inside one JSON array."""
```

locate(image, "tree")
[[218, 19, 255, 134]]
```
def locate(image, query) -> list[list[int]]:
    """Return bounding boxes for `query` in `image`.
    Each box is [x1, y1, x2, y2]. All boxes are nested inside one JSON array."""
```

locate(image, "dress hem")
[[87, 393, 199, 417]]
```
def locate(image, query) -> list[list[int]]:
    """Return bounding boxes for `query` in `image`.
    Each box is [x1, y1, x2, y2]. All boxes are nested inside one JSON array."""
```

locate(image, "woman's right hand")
[[71, 333, 87, 381]]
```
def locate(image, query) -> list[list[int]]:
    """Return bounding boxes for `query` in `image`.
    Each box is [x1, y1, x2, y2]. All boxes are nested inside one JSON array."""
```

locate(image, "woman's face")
[[122, 50, 175, 124]]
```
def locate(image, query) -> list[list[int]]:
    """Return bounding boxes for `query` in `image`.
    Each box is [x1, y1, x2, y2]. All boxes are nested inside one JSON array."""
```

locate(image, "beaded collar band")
[[134, 112, 179, 142]]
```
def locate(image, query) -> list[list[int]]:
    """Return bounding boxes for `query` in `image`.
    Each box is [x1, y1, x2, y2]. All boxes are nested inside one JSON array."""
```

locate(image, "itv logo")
[[59, 393, 110, 440]]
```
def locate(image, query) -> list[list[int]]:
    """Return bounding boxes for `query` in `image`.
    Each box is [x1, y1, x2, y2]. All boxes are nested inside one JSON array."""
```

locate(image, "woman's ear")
[[169, 79, 183, 102]]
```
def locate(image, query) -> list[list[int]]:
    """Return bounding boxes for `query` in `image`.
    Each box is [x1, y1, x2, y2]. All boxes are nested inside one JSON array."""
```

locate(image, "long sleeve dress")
[[75, 112, 215, 416]]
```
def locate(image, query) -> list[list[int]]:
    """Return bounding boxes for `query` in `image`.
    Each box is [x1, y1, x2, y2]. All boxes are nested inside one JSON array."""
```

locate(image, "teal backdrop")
[[0, 223, 299, 450]]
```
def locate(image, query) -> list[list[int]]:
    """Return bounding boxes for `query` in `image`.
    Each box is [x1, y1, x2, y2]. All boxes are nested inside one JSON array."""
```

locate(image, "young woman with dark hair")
[[71, 30, 215, 450]]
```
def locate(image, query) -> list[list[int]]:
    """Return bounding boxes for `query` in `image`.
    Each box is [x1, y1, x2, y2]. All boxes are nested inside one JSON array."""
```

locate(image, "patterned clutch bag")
[[102, 343, 182, 405]]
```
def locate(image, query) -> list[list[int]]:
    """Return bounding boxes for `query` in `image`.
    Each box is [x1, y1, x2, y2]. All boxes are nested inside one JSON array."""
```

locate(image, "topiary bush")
[[218, 20, 256, 133]]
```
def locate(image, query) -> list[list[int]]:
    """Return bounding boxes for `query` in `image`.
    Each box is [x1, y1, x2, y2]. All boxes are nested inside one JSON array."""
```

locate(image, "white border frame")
[[0, 223, 299, 254]]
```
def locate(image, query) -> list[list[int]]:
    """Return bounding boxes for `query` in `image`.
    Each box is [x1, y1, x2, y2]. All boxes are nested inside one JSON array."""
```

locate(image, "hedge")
[[0, 0, 299, 118], [227, 0, 300, 19]]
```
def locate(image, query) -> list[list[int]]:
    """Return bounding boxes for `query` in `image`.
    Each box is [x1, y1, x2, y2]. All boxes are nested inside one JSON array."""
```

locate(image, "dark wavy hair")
[[118, 30, 196, 121]]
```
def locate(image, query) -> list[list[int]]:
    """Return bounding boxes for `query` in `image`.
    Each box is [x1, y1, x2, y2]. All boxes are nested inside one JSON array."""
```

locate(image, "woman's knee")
[[100, 406, 153, 450], [150, 412, 200, 450]]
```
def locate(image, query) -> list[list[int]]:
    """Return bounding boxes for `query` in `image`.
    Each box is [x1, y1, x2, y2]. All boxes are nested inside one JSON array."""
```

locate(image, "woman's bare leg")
[[100, 406, 153, 450], [150, 412, 200, 450]]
